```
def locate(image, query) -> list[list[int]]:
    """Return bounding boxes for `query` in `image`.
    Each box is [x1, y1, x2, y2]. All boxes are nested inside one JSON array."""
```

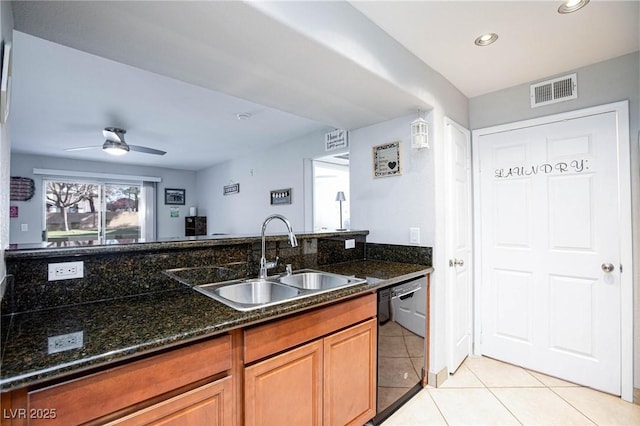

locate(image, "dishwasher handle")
[[391, 286, 421, 300]]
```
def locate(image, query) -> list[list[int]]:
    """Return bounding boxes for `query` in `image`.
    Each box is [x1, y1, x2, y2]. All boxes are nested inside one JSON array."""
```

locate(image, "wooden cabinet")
[[2, 335, 233, 426], [245, 340, 323, 426], [2, 294, 376, 426], [106, 377, 233, 426], [324, 320, 376, 426], [244, 294, 377, 426], [185, 216, 207, 236]]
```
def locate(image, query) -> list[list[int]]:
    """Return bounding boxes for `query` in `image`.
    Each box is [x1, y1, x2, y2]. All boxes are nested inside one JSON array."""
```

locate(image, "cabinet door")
[[107, 377, 233, 426], [245, 340, 323, 426], [323, 319, 377, 426]]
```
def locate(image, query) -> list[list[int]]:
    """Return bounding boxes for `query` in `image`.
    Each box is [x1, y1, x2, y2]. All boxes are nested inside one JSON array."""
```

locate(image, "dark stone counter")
[[0, 260, 432, 392], [5, 230, 369, 259]]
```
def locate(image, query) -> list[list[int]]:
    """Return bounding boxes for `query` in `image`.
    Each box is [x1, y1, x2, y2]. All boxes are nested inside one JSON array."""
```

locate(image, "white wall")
[[0, 1, 13, 283], [196, 127, 335, 235], [350, 113, 435, 246], [469, 52, 640, 391], [9, 154, 197, 243]]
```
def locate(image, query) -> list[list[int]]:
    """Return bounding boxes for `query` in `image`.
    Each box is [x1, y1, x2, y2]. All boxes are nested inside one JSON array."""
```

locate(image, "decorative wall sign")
[[170, 207, 180, 218], [494, 159, 589, 179], [270, 188, 292, 205], [165, 188, 185, 205], [223, 183, 240, 195], [10, 176, 35, 201], [325, 129, 349, 151], [373, 141, 401, 178], [9, 205, 18, 218]]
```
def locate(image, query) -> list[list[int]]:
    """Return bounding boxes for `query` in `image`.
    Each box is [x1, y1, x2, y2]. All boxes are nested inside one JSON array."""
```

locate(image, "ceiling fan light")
[[103, 140, 130, 156], [558, 0, 589, 14]]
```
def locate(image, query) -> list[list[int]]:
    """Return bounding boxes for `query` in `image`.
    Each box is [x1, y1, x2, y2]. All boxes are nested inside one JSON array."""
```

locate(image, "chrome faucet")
[[259, 214, 298, 279]]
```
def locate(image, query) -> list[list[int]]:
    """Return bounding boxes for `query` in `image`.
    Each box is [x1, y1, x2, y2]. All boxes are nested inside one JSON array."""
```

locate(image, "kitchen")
[[1, 1, 639, 425]]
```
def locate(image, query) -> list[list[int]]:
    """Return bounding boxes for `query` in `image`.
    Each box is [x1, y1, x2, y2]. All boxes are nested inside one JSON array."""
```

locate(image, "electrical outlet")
[[48, 331, 83, 354], [345, 239, 356, 249], [48, 261, 84, 281]]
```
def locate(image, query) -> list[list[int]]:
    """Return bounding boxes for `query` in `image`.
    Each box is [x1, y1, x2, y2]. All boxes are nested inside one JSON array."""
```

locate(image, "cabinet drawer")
[[244, 293, 376, 363], [28, 335, 231, 425], [106, 376, 233, 426]]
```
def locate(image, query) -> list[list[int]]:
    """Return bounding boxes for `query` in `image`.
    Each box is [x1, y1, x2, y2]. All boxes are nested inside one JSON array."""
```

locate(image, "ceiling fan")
[[65, 127, 167, 156]]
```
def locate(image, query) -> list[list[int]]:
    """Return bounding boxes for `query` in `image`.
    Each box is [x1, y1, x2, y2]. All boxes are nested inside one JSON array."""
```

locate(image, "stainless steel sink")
[[278, 271, 360, 291], [195, 280, 303, 311], [177, 268, 367, 311]]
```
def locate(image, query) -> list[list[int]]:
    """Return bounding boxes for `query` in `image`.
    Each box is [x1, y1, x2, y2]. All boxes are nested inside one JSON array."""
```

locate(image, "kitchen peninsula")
[[1, 231, 432, 425]]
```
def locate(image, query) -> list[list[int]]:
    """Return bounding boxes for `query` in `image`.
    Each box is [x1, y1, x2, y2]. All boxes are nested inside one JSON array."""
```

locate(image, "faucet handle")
[[265, 256, 279, 270], [285, 264, 293, 276]]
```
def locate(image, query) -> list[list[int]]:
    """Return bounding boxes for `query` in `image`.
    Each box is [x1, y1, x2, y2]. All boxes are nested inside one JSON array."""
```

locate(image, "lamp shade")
[[335, 191, 346, 202]]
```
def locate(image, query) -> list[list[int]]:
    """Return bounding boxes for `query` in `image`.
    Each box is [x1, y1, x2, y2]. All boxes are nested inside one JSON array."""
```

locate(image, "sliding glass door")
[[44, 179, 143, 246]]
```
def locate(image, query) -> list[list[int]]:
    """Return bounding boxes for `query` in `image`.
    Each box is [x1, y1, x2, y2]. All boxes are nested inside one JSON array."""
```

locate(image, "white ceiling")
[[9, 1, 639, 171]]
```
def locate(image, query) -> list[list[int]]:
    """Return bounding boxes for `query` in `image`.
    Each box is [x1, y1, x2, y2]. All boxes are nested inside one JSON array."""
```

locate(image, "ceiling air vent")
[[530, 73, 577, 108]]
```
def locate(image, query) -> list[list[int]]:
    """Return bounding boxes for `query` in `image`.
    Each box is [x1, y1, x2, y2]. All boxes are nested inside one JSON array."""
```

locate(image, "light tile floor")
[[382, 356, 640, 425]]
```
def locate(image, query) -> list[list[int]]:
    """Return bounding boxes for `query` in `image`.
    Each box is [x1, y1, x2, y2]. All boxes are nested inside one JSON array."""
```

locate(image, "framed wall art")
[[165, 188, 185, 205], [223, 183, 240, 195], [373, 141, 401, 178]]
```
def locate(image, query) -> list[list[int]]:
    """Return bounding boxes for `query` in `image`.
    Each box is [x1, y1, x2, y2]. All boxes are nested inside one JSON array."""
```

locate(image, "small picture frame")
[[165, 188, 185, 205], [224, 183, 240, 195], [270, 188, 292, 205], [373, 141, 401, 178]]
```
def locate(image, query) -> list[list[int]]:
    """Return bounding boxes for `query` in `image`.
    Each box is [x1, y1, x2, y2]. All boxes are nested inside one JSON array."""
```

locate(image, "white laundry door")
[[445, 118, 473, 374], [475, 111, 622, 395]]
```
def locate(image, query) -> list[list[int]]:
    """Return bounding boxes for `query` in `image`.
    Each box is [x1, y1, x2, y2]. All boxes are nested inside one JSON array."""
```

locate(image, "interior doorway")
[[312, 153, 350, 232]]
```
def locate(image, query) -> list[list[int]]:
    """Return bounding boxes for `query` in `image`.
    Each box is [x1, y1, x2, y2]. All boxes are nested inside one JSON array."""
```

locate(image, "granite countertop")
[[5, 229, 369, 259], [0, 260, 431, 392]]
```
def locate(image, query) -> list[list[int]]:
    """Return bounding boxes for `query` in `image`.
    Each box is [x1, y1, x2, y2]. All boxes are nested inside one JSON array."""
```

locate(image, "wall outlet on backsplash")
[[48, 331, 84, 354], [345, 239, 356, 249], [48, 261, 84, 281]]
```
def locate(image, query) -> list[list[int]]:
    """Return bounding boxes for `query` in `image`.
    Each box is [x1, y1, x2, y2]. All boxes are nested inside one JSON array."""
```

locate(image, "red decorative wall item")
[[10, 176, 35, 201]]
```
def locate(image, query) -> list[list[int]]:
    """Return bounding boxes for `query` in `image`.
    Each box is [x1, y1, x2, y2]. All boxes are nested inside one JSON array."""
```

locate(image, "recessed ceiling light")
[[558, 0, 589, 14], [474, 33, 498, 47], [236, 113, 251, 120]]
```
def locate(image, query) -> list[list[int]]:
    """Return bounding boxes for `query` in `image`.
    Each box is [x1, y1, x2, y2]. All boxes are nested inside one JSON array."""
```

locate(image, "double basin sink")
[[164, 267, 367, 311]]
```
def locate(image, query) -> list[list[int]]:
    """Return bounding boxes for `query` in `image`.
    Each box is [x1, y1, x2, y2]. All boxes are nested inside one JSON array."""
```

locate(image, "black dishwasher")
[[371, 276, 428, 424]]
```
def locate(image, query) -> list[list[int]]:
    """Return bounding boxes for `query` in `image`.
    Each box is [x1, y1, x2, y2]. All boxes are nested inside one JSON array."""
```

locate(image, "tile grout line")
[[425, 387, 451, 426], [546, 386, 599, 425], [524, 367, 598, 425]]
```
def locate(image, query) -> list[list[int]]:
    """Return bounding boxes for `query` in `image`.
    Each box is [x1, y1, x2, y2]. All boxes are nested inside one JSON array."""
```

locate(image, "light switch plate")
[[345, 239, 356, 249], [409, 228, 421, 244]]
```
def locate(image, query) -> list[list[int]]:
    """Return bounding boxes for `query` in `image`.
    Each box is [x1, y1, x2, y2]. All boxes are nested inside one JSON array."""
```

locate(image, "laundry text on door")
[[494, 159, 588, 179]]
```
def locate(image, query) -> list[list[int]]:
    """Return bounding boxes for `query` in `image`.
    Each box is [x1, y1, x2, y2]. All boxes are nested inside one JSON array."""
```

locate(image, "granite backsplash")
[[366, 243, 432, 266], [2, 233, 431, 315]]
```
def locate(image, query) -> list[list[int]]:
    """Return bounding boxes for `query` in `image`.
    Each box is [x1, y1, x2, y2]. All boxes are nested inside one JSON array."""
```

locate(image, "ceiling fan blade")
[[64, 145, 102, 152], [128, 145, 167, 156]]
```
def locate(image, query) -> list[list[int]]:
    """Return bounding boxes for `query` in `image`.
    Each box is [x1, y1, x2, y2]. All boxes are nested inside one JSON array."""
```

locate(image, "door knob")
[[601, 263, 615, 273]]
